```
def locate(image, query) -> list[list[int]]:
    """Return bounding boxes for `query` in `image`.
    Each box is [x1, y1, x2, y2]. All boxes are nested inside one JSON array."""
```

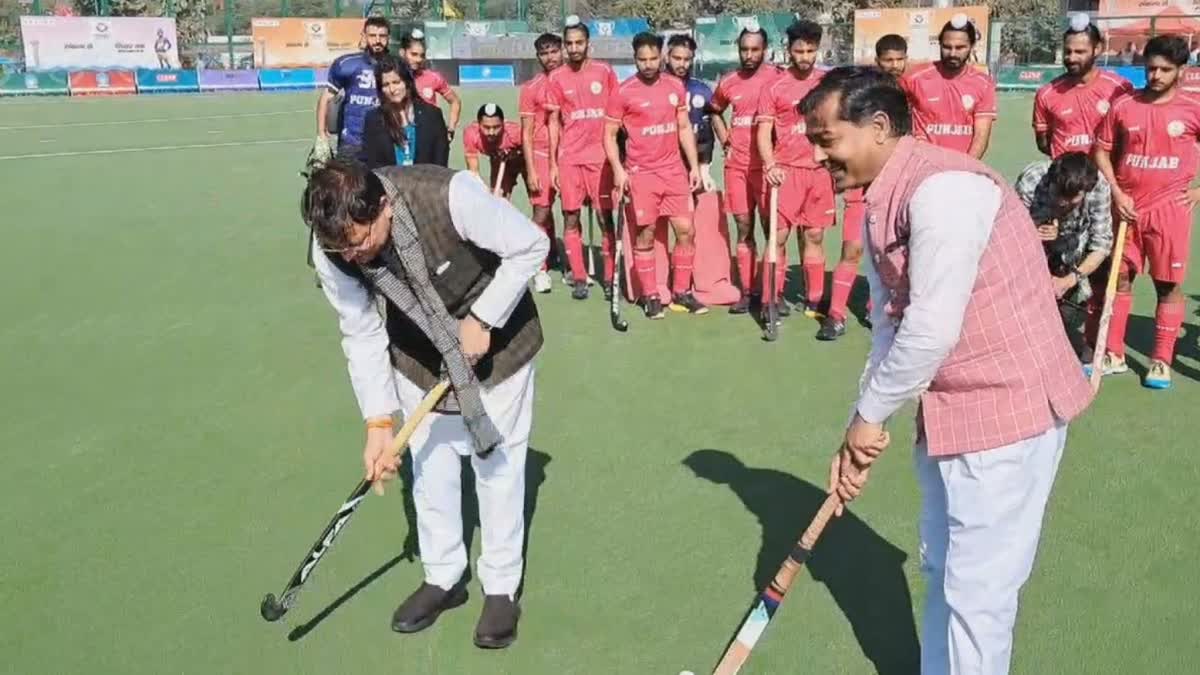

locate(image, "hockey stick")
[[1089, 219, 1129, 389], [492, 159, 507, 197], [711, 492, 841, 673], [260, 379, 451, 622], [610, 196, 630, 332], [587, 204, 597, 283], [762, 186, 780, 342]]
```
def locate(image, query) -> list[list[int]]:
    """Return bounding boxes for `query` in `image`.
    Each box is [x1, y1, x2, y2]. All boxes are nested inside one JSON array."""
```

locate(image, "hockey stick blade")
[[610, 200, 629, 332], [259, 380, 450, 622], [762, 187, 780, 342]]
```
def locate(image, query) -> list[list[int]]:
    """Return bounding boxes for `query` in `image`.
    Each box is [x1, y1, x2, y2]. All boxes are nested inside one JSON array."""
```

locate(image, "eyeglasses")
[[315, 227, 372, 254]]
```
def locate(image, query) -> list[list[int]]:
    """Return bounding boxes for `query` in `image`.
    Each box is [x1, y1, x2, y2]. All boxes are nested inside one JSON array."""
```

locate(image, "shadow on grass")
[[287, 448, 552, 641], [683, 449, 919, 675], [781, 266, 872, 328]]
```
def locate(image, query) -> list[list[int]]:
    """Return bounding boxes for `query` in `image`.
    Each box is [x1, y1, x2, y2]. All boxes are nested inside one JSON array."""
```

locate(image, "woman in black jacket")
[[362, 55, 450, 168]]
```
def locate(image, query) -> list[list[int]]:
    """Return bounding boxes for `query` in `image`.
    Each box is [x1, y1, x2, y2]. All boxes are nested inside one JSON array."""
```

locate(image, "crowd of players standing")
[[314, 12, 1197, 391]]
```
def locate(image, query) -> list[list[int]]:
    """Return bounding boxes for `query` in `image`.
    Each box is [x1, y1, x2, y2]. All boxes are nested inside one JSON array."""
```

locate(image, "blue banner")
[[1108, 66, 1145, 89], [458, 64, 514, 87], [613, 64, 638, 82], [587, 18, 650, 38], [135, 68, 200, 94], [258, 68, 319, 91]]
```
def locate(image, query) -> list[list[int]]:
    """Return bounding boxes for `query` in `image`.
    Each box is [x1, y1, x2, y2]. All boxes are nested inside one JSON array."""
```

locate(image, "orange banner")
[[250, 17, 364, 68], [853, 6, 991, 72]]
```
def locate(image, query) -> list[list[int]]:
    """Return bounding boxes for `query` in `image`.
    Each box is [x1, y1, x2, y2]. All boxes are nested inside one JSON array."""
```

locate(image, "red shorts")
[[761, 166, 836, 230], [558, 161, 614, 212], [527, 152, 556, 208], [1123, 200, 1192, 284], [724, 165, 763, 217], [627, 165, 692, 227], [842, 188, 866, 244]]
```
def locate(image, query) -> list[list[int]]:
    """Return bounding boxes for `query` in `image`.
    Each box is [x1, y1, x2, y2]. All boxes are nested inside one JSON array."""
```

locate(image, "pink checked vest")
[[864, 137, 1094, 455]]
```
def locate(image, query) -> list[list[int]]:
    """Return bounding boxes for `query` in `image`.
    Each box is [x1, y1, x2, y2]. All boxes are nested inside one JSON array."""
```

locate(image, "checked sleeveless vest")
[[328, 165, 543, 391], [863, 137, 1093, 455]]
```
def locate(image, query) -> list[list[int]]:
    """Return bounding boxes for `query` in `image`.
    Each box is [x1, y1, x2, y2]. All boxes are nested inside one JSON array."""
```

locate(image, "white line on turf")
[[0, 109, 309, 131], [0, 137, 309, 161]]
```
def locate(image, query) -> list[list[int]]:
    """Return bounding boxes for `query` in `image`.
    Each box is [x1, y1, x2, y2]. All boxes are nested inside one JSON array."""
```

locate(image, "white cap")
[[1069, 13, 1091, 32], [484, 102, 498, 115], [565, 14, 582, 28], [949, 13, 969, 30], [410, 28, 425, 40]]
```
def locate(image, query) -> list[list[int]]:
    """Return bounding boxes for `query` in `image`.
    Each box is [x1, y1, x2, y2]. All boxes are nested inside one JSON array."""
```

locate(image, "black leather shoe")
[[391, 582, 468, 634], [473, 594, 520, 649]]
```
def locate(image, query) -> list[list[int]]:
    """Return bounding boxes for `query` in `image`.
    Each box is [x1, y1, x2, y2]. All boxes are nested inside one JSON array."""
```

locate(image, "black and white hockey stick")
[[260, 379, 450, 622]]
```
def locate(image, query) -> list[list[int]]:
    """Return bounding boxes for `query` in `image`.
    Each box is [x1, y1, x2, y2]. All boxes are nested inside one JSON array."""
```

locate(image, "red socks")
[[804, 260, 825, 307], [1152, 301, 1186, 364], [736, 243, 756, 295], [1105, 292, 1133, 358], [829, 262, 857, 321], [671, 243, 695, 295], [634, 249, 657, 299], [563, 228, 587, 283]]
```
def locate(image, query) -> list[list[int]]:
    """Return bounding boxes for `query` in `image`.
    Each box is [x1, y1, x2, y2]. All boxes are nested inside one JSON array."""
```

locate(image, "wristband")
[[366, 418, 393, 430]]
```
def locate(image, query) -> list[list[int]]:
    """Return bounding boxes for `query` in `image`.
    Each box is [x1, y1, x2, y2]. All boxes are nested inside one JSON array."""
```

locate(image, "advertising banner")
[[854, 6, 990, 71], [250, 17, 363, 68], [1184, 67, 1200, 92], [0, 70, 70, 96], [135, 68, 200, 94], [258, 68, 319, 90], [995, 65, 1152, 90], [586, 18, 650, 38], [198, 69, 261, 92], [68, 69, 137, 95], [20, 16, 180, 71], [994, 64, 1061, 90], [458, 64, 514, 86]]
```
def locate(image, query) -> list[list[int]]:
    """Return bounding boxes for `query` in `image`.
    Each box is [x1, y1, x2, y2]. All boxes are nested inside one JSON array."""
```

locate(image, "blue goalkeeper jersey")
[[681, 76, 714, 164], [327, 51, 379, 148]]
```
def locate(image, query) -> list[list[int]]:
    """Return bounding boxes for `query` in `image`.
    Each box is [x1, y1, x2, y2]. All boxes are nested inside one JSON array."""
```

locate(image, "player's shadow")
[[1124, 313, 1200, 383], [286, 448, 551, 641], [683, 449, 920, 675], [781, 267, 872, 327]]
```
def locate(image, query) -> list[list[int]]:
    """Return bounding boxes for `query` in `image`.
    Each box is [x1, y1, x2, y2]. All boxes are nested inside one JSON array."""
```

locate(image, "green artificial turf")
[[0, 88, 1196, 675]]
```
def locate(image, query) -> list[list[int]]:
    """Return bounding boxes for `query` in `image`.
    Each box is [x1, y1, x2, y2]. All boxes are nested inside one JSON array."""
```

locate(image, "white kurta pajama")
[[857, 173, 1069, 675], [313, 171, 549, 598]]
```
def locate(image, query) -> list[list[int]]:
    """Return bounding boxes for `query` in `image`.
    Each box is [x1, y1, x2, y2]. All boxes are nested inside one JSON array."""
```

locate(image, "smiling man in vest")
[[802, 67, 1094, 675], [302, 159, 549, 649]]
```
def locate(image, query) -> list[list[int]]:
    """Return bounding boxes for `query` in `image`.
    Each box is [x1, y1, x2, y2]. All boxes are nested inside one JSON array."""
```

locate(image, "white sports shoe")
[[534, 271, 552, 294]]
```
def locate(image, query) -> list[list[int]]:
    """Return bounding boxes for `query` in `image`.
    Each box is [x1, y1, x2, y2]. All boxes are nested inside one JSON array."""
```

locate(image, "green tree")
[[992, 0, 1061, 65], [109, 0, 148, 15], [174, 0, 206, 52]]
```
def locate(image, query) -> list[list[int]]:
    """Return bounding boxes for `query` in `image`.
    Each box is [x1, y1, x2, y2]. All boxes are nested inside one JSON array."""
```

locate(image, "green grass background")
[[1, 89, 1196, 674]]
